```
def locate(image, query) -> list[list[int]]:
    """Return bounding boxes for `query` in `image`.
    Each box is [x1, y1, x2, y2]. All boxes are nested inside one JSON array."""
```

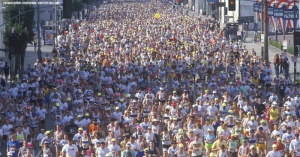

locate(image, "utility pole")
[[293, 0, 297, 81], [263, 0, 268, 62], [55, 0, 58, 40], [37, 0, 42, 62], [261, 1, 264, 34]]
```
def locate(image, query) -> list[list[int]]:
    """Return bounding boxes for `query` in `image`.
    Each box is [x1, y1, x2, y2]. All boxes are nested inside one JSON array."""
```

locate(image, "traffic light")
[[211, 3, 215, 10], [294, 31, 300, 45], [9, 34, 16, 53], [9, 33, 16, 60], [224, 7, 228, 15], [63, 0, 72, 19], [295, 45, 299, 57], [228, 0, 236, 11]]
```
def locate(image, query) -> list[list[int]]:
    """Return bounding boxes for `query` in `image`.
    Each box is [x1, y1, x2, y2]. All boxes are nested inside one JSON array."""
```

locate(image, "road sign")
[[273, 8, 284, 18], [238, 16, 254, 24], [258, 4, 263, 13], [261, 34, 264, 43], [292, 56, 297, 62], [57, 6, 63, 10], [253, 3, 260, 12], [283, 40, 288, 50], [207, 0, 218, 2], [283, 7, 299, 19], [217, 2, 225, 7], [268, 6, 274, 16], [281, 52, 287, 57]]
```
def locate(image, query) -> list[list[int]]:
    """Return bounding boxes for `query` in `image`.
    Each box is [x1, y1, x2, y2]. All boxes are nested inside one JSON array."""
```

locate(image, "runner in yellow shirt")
[[211, 134, 227, 153], [269, 103, 279, 132]]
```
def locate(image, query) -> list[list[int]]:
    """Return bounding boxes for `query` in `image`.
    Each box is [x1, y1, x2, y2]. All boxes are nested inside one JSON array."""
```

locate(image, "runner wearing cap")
[[275, 137, 285, 156], [246, 145, 258, 157], [107, 138, 121, 157], [204, 128, 215, 156], [40, 130, 54, 149], [121, 143, 136, 157], [266, 144, 281, 157], [42, 140, 55, 157], [73, 127, 84, 149], [227, 133, 239, 157]]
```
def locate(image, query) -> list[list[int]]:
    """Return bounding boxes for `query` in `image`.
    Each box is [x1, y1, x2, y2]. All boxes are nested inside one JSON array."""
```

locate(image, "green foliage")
[[72, 0, 83, 12], [3, 0, 35, 46], [2, 0, 35, 73], [269, 39, 282, 49], [3, 23, 29, 53], [269, 39, 294, 55], [287, 46, 294, 55]]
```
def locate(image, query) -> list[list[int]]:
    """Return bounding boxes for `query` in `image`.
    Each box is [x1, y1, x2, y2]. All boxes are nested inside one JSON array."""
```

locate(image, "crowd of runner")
[[1, 0, 300, 157]]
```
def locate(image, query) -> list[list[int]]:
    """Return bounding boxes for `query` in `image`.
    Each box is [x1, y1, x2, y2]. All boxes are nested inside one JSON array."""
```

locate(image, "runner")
[[1, 0, 300, 157]]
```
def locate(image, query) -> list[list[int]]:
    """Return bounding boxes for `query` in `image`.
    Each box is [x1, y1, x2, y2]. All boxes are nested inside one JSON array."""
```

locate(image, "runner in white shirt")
[[289, 133, 300, 157], [1, 119, 13, 141], [62, 139, 79, 157], [95, 142, 110, 157], [266, 144, 281, 157], [107, 138, 121, 157]]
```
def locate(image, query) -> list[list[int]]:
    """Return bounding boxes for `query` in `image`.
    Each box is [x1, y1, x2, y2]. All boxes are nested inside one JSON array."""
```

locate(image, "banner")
[[44, 30, 54, 45]]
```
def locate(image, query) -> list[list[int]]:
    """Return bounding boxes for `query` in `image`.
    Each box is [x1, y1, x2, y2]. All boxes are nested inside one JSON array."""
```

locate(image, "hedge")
[[269, 39, 294, 55]]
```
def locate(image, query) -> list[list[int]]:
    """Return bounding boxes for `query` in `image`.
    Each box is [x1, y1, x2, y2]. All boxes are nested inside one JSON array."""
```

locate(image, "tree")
[[82, 0, 96, 16], [3, 23, 29, 78], [72, 0, 83, 18], [2, 0, 35, 76]]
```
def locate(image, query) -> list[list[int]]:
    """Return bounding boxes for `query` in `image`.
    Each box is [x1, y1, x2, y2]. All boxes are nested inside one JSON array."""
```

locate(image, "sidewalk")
[[1, 44, 53, 87], [243, 31, 300, 81], [182, 11, 300, 81]]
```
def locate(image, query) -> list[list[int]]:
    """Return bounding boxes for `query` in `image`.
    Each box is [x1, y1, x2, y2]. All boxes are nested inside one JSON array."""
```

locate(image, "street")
[[0, 6, 299, 157], [0, 44, 53, 156]]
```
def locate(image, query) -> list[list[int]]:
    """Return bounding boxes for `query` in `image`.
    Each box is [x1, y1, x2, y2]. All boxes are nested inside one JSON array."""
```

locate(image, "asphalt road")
[[0, 44, 54, 156], [0, 9, 281, 157]]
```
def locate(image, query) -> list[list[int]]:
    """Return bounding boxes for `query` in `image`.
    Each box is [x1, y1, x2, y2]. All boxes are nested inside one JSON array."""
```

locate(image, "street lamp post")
[[54, 0, 58, 41], [37, 0, 42, 62], [261, 0, 264, 34], [293, 0, 297, 81], [275, 0, 278, 41], [283, 0, 286, 40], [263, 0, 269, 62]]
